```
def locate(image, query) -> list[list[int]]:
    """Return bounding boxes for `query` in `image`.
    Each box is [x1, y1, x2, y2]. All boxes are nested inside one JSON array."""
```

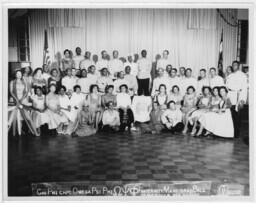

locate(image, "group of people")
[[8, 48, 248, 138]]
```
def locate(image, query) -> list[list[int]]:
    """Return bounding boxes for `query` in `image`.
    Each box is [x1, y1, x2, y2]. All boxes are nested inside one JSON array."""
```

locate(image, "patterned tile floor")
[[8, 108, 249, 196]]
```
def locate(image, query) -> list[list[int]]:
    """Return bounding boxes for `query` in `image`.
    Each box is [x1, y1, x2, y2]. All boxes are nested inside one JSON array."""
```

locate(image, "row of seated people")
[[9, 68, 235, 138], [19, 62, 244, 100]]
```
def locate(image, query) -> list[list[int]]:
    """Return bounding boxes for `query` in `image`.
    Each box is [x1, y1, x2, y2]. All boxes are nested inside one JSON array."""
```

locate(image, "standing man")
[[124, 54, 138, 77], [157, 50, 172, 72], [197, 69, 210, 96], [124, 65, 138, 96], [109, 50, 124, 79], [209, 67, 224, 88], [151, 67, 171, 97], [73, 47, 84, 70], [80, 51, 94, 70], [96, 67, 113, 94], [180, 68, 197, 96], [226, 60, 247, 138], [169, 68, 181, 92], [96, 50, 109, 73], [61, 68, 78, 93], [137, 50, 152, 96]]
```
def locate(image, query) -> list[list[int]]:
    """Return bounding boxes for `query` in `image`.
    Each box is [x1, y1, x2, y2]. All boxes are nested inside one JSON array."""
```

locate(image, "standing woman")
[[32, 67, 47, 95], [9, 69, 38, 136], [101, 85, 117, 109], [116, 84, 134, 132], [61, 49, 75, 75], [181, 86, 198, 134], [197, 86, 234, 138], [86, 84, 103, 131], [45, 84, 69, 135], [22, 66, 33, 94]]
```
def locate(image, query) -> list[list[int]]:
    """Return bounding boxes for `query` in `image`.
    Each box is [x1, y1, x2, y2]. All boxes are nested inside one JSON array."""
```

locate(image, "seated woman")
[[86, 84, 103, 131], [102, 101, 120, 132], [59, 86, 73, 122], [168, 85, 183, 109], [153, 84, 168, 112], [116, 84, 134, 132], [73, 104, 96, 137], [48, 68, 61, 92], [189, 86, 212, 136], [101, 85, 117, 109], [45, 84, 69, 135], [181, 86, 198, 134], [197, 86, 234, 138], [150, 102, 165, 134], [161, 100, 184, 133], [30, 86, 49, 135]]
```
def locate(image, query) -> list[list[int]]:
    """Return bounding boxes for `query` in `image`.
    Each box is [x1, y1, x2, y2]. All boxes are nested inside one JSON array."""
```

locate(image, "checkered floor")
[[8, 108, 249, 196]]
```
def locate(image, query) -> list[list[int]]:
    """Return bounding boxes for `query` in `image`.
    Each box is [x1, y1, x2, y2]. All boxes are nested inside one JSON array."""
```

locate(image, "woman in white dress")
[[45, 84, 69, 135], [197, 86, 234, 138], [181, 86, 198, 134], [30, 86, 49, 135], [168, 85, 183, 109], [189, 86, 212, 136]]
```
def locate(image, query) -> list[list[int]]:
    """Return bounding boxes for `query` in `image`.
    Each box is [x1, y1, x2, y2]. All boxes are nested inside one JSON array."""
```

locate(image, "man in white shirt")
[[113, 71, 129, 94], [109, 50, 124, 79], [124, 54, 138, 77], [80, 51, 94, 70], [61, 68, 78, 92], [180, 68, 197, 96], [197, 68, 210, 96], [179, 67, 186, 79], [96, 50, 109, 73], [137, 50, 152, 96], [87, 65, 98, 88], [161, 100, 184, 133], [151, 67, 171, 97], [102, 101, 120, 132], [73, 47, 84, 70], [124, 65, 138, 96], [226, 60, 248, 138], [209, 67, 224, 88], [169, 68, 181, 93], [157, 50, 172, 72], [97, 67, 113, 94]]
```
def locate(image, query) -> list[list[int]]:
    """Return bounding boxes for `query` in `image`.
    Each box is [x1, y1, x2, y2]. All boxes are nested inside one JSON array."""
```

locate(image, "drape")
[[29, 9, 238, 75]]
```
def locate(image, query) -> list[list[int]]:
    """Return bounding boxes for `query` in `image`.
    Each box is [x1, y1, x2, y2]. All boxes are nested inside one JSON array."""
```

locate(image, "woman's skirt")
[[31, 110, 50, 128], [199, 109, 234, 138], [75, 123, 96, 137], [45, 110, 69, 130]]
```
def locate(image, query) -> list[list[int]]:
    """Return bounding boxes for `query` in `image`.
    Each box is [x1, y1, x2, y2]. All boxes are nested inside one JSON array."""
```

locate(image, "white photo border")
[[1, 0, 255, 202]]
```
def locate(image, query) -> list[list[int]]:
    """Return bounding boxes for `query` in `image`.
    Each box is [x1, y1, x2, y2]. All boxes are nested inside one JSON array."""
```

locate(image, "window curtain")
[[29, 9, 238, 75]]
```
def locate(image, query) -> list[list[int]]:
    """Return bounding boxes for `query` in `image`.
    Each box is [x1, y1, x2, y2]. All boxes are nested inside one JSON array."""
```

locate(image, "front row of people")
[[11, 78, 234, 138]]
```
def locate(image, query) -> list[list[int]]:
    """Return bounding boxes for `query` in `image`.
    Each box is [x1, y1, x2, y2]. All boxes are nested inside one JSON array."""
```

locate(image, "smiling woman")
[[27, 8, 237, 74]]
